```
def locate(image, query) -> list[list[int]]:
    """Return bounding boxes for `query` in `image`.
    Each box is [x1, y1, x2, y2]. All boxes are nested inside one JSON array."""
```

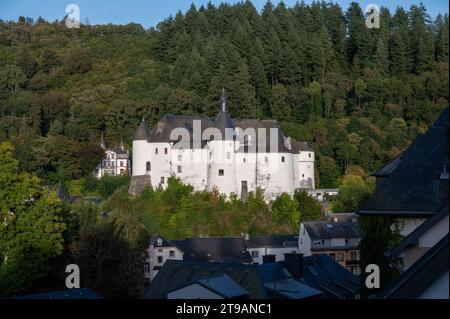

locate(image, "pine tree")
[[229, 62, 257, 118]]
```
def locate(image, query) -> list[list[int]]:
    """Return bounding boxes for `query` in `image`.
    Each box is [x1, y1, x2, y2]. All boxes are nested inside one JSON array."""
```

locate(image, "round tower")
[[207, 89, 238, 197], [132, 118, 151, 176]]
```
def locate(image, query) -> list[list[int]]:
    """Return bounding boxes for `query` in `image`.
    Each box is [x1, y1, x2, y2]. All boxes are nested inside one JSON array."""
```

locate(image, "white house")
[[93, 134, 130, 178], [129, 89, 315, 200], [298, 213, 362, 274]]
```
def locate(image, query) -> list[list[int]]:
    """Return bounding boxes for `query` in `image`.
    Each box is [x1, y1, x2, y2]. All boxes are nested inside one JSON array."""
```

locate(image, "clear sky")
[[0, 0, 448, 29]]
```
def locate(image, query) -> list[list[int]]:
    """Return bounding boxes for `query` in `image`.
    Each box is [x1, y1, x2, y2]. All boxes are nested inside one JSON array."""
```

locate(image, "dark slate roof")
[[134, 114, 308, 153], [133, 119, 151, 140], [143, 259, 317, 299], [194, 274, 249, 298], [303, 254, 360, 299], [263, 278, 322, 299], [360, 108, 449, 215], [245, 235, 298, 248], [376, 234, 449, 299], [143, 260, 268, 299], [372, 153, 403, 177], [303, 221, 361, 240], [144, 255, 358, 299], [13, 288, 103, 299], [323, 213, 358, 223], [387, 204, 449, 260], [171, 237, 253, 264], [150, 234, 177, 248]]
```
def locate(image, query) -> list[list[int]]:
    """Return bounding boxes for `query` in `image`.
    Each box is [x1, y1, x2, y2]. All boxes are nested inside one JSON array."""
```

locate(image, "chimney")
[[333, 217, 339, 223], [262, 255, 276, 264], [284, 253, 304, 278], [241, 233, 250, 241]]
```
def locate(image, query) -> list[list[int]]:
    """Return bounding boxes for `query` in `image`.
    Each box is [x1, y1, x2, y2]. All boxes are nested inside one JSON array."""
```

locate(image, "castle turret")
[[132, 118, 151, 177], [207, 89, 238, 196]]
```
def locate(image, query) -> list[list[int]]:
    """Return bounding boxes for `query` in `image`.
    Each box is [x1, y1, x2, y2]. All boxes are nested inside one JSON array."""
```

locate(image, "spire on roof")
[[220, 87, 228, 112]]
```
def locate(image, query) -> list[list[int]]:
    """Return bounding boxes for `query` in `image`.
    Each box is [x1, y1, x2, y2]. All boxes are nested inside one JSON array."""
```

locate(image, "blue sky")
[[0, 0, 448, 29]]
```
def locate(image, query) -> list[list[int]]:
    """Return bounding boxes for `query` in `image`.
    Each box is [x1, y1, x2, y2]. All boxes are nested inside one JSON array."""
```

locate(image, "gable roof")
[[175, 274, 250, 299], [263, 278, 322, 299], [134, 114, 309, 153], [359, 108, 449, 216], [245, 235, 298, 248], [144, 254, 358, 299], [150, 234, 177, 248], [171, 237, 252, 263], [387, 205, 449, 260], [303, 254, 360, 299], [376, 234, 449, 299], [303, 220, 361, 240], [143, 260, 270, 299]]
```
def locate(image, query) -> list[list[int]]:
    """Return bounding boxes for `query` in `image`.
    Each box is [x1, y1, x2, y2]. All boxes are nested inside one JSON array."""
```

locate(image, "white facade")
[[131, 110, 315, 201], [147, 238, 183, 280], [94, 147, 130, 179]]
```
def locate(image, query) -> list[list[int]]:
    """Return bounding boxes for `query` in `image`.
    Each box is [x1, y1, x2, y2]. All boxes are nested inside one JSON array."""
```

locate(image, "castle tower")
[[207, 89, 239, 196]]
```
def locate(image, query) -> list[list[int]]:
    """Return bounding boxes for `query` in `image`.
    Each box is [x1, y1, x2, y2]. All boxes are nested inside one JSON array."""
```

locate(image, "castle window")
[[177, 166, 182, 173], [146, 162, 151, 172], [155, 148, 158, 155], [302, 174, 305, 178], [308, 153, 311, 158], [157, 256, 163, 264], [164, 148, 168, 154], [281, 156, 285, 163], [178, 154, 182, 161], [218, 169, 224, 176], [120, 161, 124, 167], [160, 176, 165, 184], [243, 158, 246, 163], [169, 250, 175, 257]]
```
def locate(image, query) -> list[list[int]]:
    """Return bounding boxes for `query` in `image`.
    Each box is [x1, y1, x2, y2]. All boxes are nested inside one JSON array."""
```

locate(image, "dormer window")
[[157, 238, 162, 247]]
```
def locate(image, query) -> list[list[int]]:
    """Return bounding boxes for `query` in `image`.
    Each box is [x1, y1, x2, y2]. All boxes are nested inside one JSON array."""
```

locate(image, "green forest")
[[0, 1, 448, 187], [0, 1, 448, 297]]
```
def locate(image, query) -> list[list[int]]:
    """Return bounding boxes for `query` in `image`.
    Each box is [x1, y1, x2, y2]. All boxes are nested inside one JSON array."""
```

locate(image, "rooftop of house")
[[169, 274, 250, 299], [359, 107, 449, 216], [245, 234, 298, 248], [303, 254, 360, 299], [171, 237, 253, 264], [12, 288, 103, 299], [376, 234, 449, 299], [303, 219, 361, 240], [143, 254, 359, 299]]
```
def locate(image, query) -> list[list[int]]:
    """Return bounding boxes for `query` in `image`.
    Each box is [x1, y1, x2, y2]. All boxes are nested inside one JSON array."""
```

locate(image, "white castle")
[[130, 89, 315, 200]]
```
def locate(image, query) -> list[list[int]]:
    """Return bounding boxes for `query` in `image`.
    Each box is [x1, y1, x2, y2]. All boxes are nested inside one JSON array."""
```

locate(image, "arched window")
[[146, 161, 151, 172]]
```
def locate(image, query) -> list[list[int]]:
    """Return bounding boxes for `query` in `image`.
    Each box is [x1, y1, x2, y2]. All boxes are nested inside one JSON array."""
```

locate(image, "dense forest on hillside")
[[0, 1, 448, 188]]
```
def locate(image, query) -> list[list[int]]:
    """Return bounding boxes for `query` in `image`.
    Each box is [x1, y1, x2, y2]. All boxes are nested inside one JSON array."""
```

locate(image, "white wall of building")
[[298, 224, 312, 256], [132, 138, 315, 200]]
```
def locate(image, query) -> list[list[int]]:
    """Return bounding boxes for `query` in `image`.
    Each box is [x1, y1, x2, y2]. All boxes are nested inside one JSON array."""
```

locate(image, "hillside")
[[0, 1, 448, 187]]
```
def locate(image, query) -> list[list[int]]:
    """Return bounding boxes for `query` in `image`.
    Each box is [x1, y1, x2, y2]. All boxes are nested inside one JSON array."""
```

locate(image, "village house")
[[93, 134, 131, 179], [298, 213, 362, 274]]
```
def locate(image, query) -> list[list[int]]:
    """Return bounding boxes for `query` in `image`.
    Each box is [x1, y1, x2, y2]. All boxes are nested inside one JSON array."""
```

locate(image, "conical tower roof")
[[215, 88, 235, 140], [134, 118, 150, 140]]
